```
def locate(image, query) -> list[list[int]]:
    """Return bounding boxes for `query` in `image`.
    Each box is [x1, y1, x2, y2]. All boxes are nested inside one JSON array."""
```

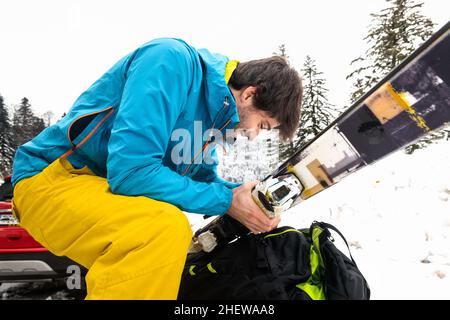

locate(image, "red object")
[[0, 226, 48, 253], [0, 201, 49, 253], [0, 201, 12, 210], [0, 178, 85, 284]]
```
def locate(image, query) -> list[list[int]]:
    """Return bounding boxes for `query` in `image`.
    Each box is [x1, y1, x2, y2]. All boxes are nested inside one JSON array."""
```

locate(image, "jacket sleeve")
[[106, 39, 233, 215]]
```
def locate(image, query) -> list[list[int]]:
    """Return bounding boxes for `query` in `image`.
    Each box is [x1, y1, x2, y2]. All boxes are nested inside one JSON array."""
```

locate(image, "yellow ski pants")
[[12, 157, 193, 299]]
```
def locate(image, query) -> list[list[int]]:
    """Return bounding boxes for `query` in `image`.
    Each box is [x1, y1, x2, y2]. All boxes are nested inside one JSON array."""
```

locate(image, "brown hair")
[[228, 56, 303, 140]]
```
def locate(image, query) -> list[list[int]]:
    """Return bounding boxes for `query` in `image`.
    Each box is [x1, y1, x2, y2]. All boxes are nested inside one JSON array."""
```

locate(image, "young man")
[[11, 38, 303, 299]]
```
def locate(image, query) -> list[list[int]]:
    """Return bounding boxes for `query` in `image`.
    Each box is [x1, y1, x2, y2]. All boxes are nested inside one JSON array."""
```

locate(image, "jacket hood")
[[197, 48, 240, 130]]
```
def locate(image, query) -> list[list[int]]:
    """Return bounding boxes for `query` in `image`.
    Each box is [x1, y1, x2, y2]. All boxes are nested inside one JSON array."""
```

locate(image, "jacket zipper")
[[181, 97, 232, 176], [60, 106, 115, 159]]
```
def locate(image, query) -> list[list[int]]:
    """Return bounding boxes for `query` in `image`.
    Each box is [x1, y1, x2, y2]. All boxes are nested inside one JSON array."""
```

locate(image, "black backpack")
[[178, 220, 370, 300]]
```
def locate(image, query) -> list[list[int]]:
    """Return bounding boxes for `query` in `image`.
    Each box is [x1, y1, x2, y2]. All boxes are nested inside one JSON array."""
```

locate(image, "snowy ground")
[[282, 140, 450, 300], [188, 139, 450, 300]]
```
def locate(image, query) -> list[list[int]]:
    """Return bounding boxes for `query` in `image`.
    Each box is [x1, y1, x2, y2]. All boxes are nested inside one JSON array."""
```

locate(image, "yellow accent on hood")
[[225, 60, 239, 84]]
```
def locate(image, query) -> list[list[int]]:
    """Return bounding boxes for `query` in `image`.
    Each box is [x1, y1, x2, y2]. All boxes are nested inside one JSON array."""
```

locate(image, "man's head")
[[228, 56, 303, 141]]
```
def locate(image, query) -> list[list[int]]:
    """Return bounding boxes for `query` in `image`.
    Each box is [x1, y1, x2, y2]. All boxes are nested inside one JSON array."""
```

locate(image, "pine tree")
[[278, 53, 337, 161], [0, 94, 15, 177], [345, 0, 443, 153], [347, 0, 434, 103], [11, 97, 47, 151], [274, 44, 289, 59], [296, 56, 337, 149], [12, 97, 35, 149]]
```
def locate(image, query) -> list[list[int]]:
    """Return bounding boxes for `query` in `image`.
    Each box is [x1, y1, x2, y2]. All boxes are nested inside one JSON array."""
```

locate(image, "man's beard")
[[231, 107, 253, 140]]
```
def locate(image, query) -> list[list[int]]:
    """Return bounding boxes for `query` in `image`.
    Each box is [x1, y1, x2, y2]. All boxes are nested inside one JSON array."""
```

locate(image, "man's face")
[[230, 86, 280, 141]]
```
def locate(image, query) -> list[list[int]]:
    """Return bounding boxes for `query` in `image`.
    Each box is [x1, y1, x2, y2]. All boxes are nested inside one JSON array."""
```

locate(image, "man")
[[11, 38, 303, 299]]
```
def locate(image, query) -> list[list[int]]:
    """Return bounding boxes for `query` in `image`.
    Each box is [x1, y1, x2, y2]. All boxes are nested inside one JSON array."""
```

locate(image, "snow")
[[283, 139, 450, 299], [188, 139, 450, 299]]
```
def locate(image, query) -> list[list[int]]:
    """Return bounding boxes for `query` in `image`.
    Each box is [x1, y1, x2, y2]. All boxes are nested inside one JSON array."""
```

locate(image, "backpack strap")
[[311, 221, 358, 267]]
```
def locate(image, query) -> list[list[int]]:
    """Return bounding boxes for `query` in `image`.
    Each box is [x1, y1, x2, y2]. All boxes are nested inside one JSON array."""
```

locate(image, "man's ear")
[[242, 86, 257, 103]]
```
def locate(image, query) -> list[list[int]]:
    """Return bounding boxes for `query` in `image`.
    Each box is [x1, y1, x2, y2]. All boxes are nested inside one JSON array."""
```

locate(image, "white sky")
[[0, 0, 448, 121]]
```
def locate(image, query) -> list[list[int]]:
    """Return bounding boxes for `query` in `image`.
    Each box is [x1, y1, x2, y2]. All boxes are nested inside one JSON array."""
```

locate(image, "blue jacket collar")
[[197, 48, 240, 130]]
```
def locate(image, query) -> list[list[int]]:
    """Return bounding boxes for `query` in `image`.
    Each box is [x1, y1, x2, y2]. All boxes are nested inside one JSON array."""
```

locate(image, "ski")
[[191, 21, 450, 252]]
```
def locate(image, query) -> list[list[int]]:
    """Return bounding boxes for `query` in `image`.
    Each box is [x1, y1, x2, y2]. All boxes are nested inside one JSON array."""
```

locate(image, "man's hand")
[[226, 181, 280, 234]]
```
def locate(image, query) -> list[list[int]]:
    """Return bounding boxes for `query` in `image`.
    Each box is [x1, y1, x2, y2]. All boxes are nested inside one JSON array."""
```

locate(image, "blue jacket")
[[12, 38, 241, 215]]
